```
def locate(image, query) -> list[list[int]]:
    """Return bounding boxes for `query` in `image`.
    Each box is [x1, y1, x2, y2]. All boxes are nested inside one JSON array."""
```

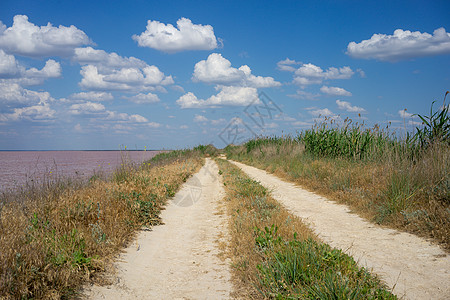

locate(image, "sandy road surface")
[[83, 158, 231, 299], [231, 160, 450, 300]]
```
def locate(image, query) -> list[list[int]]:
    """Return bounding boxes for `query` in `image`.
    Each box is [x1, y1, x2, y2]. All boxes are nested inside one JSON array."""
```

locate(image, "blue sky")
[[0, 0, 449, 150]]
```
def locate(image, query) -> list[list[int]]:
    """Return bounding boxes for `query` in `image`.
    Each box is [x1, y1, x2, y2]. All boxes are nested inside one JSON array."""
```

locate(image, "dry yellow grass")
[[226, 141, 450, 250], [0, 157, 203, 299]]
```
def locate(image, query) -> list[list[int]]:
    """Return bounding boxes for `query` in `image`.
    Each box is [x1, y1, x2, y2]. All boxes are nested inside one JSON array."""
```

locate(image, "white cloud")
[[70, 91, 113, 101], [292, 63, 354, 86], [132, 17, 219, 52], [0, 15, 91, 57], [176, 92, 202, 108], [147, 121, 161, 128], [210, 118, 226, 125], [336, 100, 365, 112], [292, 120, 313, 127], [194, 114, 208, 122], [79, 64, 173, 91], [73, 47, 146, 69], [321, 86, 352, 96], [74, 123, 82, 132], [0, 82, 53, 107], [21, 59, 61, 85], [0, 50, 61, 85], [192, 53, 280, 88], [171, 85, 185, 93], [74, 47, 174, 92], [25, 59, 61, 78], [130, 114, 149, 123], [357, 68, 366, 78], [347, 27, 450, 61], [0, 102, 55, 122], [68, 103, 155, 127], [398, 109, 413, 118], [309, 108, 335, 117], [126, 92, 160, 104], [0, 49, 21, 78], [104, 110, 150, 124], [180, 125, 188, 129], [288, 90, 320, 100], [69, 101, 106, 115], [176, 86, 259, 108], [277, 58, 301, 72]]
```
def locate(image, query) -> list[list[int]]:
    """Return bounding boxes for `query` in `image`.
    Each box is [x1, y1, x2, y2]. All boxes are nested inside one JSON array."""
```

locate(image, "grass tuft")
[[225, 97, 449, 250], [216, 159, 395, 299]]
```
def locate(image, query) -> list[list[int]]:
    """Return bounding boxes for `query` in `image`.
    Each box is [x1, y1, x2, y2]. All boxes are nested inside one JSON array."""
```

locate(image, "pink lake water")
[[0, 151, 161, 192]]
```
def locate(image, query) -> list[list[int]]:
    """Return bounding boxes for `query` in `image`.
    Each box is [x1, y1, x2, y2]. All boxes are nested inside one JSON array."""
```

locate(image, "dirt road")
[[231, 160, 450, 300], [83, 158, 449, 299], [84, 158, 231, 299]]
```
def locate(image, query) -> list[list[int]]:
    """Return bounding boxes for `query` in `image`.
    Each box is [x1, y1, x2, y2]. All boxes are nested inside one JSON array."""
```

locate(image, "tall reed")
[[226, 96, 450, 249]]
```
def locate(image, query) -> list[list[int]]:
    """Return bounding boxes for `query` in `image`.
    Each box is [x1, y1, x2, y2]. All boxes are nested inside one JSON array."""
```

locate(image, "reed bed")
[[225, 97, 449, 249], [0, 151, 203, 299]]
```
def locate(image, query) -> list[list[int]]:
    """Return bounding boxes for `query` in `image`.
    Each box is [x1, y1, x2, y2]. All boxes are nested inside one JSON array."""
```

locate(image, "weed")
[[225, 98, 450, 249], [0, 153, 203, 299], [216, 159, 394, 299]]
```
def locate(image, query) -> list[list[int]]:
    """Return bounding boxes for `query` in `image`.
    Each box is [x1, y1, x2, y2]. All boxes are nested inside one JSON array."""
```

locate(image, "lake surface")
[[0, 151, 161, 192]]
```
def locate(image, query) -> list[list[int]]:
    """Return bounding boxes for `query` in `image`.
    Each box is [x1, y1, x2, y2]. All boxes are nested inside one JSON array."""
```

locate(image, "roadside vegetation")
[[0, 149, 204, 299], [216, 159, 395, 299], [225, 93, 450, 250]]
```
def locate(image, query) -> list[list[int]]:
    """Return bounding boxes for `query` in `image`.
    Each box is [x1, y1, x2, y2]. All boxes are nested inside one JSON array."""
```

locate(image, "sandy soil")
[[230, 160, 450, 299], [83, 158, 231, 300]]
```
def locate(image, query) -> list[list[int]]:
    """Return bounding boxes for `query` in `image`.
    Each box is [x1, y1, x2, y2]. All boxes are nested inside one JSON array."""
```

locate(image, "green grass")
[[225, 96, 450, 249], [216, 159, 395, 299]]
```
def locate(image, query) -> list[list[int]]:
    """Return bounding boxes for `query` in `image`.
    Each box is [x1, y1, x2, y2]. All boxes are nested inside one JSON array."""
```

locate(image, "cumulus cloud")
[[308, 108, 335, 117], [74, 48, 174, 91], [0, 49, 21, 78], [79, 64, 173, 91], [73, 47, 146, 69], [0, 15, 91, 57], [292, 63, 354, 86], [126, 92, 160, 104], [69, 101, 106, 115], [0, 81, 55, 122], [132, 17, 219, 52], [105, 110, 150, 123], [67, 100, 155, 126], [277, 58, 301, 72], [147, 121, 161, 128], [192, 53, 281, 88], [71, 46, 174, 93], [70, 91, 113, 101], [21, 59, 61, 85], [176, 86, 259, 108], [0, 82, 53, 107], [193, 114, 208, 122], [176, 92, 202, 108], [0, 102, 55, 122], [347, 27, 450, 61], [336, 100, 365, 113], [321, 86, 352, 96], [0, 50, 61, 85]]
